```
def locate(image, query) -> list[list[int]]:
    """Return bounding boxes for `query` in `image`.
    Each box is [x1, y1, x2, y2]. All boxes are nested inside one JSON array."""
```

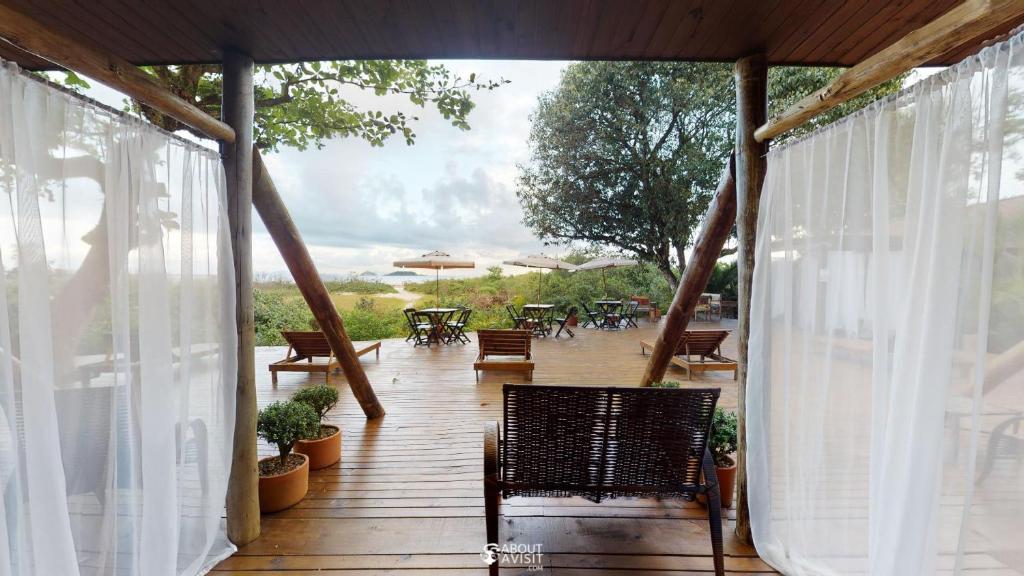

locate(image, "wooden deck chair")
[[474, 329, 533, 382], [269, 331, 381, 385], [640, 330, 737, 380]]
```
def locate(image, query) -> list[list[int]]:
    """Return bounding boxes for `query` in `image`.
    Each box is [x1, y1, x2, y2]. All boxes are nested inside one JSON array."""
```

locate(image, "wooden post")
[[640, 156, 735, 387], [734, 54, 768, 545], [252, 148, 386, 419], [0, 4, 234, 142], [754, 0, 1024, 142], [222, 50, 260, 546]]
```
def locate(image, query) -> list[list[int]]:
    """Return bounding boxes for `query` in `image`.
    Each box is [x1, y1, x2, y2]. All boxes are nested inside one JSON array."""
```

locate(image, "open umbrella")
[[502, 254, 577, 303], [576, 257, 639, 296], [393, 250, 475, 308]]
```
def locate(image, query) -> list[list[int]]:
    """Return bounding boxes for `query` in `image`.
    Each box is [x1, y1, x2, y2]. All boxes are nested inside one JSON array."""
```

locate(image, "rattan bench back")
[[501, 384, 719, 502]]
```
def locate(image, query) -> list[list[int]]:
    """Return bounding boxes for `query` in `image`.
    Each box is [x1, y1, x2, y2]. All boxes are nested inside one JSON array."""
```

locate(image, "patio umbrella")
[[576, 257, 639, 296], [502, 254, 577, 303], [393, 250, 475, 308]]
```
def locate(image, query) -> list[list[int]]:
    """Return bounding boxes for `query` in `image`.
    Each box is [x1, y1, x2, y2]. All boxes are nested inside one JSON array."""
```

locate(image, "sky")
[[76, 62, 946, 280], [81, 60, 571, 279]]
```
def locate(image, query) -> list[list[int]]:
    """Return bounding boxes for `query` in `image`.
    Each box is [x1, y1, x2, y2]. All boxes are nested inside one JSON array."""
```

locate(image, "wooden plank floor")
[[213, 318, 777, 575]]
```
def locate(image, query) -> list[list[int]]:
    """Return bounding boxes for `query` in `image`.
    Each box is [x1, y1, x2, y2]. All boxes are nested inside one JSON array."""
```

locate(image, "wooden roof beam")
[[755, 0, 1024, 143], [0, 3, 235, 143]]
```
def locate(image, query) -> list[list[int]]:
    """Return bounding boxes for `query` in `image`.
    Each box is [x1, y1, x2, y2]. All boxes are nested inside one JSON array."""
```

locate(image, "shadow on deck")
[[213, 318, 777, 575]]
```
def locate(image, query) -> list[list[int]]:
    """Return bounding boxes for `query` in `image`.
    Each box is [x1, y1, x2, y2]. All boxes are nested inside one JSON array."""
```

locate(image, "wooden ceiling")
[[1, 0, 1020, 70]]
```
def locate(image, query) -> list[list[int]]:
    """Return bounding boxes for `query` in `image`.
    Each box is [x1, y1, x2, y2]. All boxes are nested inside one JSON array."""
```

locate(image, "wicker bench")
[[483, 384, 724, 576], [641, 330, 737, 380], [269, 331, 380, 385], [474, 329, 534, 382]]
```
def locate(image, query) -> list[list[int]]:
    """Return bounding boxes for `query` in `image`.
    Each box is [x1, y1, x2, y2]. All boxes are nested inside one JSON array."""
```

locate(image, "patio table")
[[418, 307, 459, 344], [521, 304, 554, 337], [594, 300, 623, 330]]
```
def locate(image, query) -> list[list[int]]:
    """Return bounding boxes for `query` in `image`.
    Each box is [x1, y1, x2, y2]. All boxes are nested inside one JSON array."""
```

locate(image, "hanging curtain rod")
[[8, 63, 220, 156], [0, 3, 235, 143], [755, 0, 1024, 143]]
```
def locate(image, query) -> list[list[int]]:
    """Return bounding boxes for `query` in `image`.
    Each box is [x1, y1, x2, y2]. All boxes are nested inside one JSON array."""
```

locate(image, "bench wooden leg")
[[702, 448, 725, 576], [484, 423, 501, 576]]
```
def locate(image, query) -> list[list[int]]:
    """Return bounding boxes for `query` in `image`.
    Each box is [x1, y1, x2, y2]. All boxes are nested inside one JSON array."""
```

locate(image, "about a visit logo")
[[480, 543, 500, 565]]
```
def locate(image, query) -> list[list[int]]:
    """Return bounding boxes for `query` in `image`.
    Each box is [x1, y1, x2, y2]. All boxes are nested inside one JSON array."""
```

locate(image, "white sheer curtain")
[[748, 30, 1024, 576], [0, 61, 237, 575]]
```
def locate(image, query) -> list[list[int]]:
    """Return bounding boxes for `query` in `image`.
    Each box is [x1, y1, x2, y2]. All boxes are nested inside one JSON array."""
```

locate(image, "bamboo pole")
[[0, 4, 235, 143], [222, 51, 260, 546], [755, 0, 1024, 142], [639, 155, 735, 387], [734, 54, 768, 545], [251, 148, 385, 419]]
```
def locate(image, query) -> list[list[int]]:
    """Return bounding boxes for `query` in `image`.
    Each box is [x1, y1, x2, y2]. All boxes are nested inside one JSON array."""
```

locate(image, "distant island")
[[386, 271, 421, 277]]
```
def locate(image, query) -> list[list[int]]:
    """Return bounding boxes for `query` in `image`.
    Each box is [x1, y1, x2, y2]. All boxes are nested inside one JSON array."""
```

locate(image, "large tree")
[[56, 61, 505, 151], [516, 63, 905, 288], [517, 62, 735, 289]]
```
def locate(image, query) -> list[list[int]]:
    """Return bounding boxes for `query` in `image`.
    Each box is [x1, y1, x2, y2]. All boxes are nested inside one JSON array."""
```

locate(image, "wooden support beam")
[[0, 4, 235, 143], [223, 51, 260, 547], [640, 155, 735, 387], [252, 148, 386, 420], [754, 0, 1024, 142], [735, 54, 768, 545]]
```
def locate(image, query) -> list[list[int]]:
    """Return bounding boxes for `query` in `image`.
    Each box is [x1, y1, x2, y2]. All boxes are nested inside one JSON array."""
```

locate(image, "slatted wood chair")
[[269, 331, 381, 385], [483, 384, 724, 576], [640, 330, 737, 380], [474, 329, 533, 382]]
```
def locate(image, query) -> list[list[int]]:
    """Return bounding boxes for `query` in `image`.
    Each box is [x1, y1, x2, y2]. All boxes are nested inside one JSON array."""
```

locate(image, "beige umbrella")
[[502, 254, 577, 304], [393, 250, 475, 308], [576, 257, 639, 296]]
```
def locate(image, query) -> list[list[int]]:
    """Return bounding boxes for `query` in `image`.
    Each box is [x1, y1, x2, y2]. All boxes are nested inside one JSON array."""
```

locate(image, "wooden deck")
[[213, 319, 776, 575]]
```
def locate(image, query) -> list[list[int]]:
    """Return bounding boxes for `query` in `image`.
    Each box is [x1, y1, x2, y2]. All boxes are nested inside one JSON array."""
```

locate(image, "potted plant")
[[257, 400, 319, 513], [650, 382, 738, 508], [292, 384, 341, 470], [709, 408, 739, 508]]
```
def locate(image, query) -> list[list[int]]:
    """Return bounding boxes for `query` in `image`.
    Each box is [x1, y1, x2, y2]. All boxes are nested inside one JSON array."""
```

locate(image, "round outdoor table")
[[418, 307, 458, 344], [521, 304, 554, 337], [594, 300, 623, 329]]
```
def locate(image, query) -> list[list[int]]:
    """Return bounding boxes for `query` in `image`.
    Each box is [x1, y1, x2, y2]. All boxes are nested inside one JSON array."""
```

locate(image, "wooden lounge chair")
[[269, 331, 381, 385], [473, 329, 533, 382], [484, 384, 724, 576], [640, 330, 737, 380]]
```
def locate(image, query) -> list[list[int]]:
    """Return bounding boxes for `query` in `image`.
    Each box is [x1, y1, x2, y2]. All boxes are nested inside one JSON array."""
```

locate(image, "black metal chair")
[[553, 306, 577, 338], [580, 302, 604, 329], [506, 304, 527, 329], [403, 308, 433, 347], [446, 307, 472, 344], [483, 385, 724, 576], [622, 300, 640, 328]]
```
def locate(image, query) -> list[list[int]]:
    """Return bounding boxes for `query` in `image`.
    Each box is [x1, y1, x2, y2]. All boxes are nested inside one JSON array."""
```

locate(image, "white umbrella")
[[502, 254, 577, 303], [393, 250, 475, 308], [576, 257, 639, 296]]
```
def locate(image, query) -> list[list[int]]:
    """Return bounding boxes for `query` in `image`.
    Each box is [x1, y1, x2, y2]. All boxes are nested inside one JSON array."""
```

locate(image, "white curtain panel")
[[0, 61, 237, 575], [749, 30, 1024, 576]]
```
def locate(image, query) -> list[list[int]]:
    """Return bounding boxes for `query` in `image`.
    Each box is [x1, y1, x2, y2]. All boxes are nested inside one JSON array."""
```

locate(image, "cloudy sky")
[[254, 60, 571, 278], [83, 60, 571, 279]]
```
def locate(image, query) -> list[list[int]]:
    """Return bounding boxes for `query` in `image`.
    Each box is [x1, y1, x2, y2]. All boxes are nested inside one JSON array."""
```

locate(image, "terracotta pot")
[[716, 457, 737, 509], [258, 454, 309, 513], [567, 316, 579, 327], [295, 424, 341, 470]]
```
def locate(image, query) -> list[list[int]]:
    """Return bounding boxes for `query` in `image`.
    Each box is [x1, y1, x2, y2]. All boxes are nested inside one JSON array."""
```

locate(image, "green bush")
[[257, 400, 319, 465], [292, 384, 339, 424], [650, 380, 681, 388], [339, 307, 406, 341], [709, 408, 738, 467], [323, 278, 397, 294], [254, 288, 315, 345]]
